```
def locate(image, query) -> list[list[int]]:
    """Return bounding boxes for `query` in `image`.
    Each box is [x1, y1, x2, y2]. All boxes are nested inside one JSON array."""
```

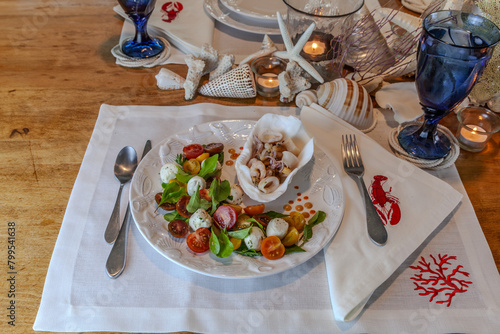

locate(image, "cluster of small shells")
[[247, 130, 300, 194]]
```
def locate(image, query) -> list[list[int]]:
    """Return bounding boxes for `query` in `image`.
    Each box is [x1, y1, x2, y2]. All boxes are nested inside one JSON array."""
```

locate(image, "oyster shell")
[[235, 114, 314, 202]]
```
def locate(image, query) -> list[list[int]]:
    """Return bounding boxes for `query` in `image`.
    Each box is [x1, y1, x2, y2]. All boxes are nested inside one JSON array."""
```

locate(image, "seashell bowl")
[[235, 114, 314, 202]]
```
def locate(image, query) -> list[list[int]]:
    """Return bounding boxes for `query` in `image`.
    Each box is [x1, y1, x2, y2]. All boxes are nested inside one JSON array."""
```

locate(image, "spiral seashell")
[[316, 78, 374, 131], [198, 64, 256, 98], [295, 90, 318, 108]]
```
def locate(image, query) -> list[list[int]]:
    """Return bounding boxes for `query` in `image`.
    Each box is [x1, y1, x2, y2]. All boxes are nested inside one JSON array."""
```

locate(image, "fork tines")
[[342, 134, 363, 169]]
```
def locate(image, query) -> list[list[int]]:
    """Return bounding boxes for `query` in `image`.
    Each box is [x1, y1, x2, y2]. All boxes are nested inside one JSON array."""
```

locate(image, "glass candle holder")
[[251, 56, 287, 97], [456, 106, 500, 152], [283, 0, 364, 82]]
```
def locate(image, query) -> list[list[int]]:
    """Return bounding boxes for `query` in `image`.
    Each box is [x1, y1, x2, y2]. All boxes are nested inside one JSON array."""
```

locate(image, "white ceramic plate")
[[204, 0, 281, 35], [220, 0, 287, 22], [130, 120, 344, 279]]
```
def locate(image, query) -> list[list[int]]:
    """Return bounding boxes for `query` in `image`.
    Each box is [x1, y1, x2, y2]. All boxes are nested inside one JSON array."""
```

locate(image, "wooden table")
[[1, 0, 498, 333]]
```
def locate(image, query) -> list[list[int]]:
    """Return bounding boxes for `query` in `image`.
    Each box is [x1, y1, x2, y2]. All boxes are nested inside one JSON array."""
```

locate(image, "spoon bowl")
[[104, 146, 138, 244]]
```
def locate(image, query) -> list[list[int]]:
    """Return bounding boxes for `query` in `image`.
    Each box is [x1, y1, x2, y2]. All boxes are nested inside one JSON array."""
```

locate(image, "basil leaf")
[[159, 182, 187, 205], [215, 179, 231, 203], [186, 185, 200, 213], [245, 218, 264, 231], [163, 211, 185, 222], [264, 211, 289, 218], [175, 169, 194, 184], [209, 228, 220, 255], [300, 211, 327, 246], [217, 151, 225, 166], [228, 227, 252, 239], [234, 243, 261, 257], [218, 230, 234, 258], [199, 154, 219, 178], [284, 245, 306, 254]]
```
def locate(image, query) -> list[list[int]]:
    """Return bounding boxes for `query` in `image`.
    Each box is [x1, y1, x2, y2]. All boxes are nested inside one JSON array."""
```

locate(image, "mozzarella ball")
[[186, 176, 206, 196], [244, 226, 265, 251], [160, 162, 180, 183], [266, 218, 289, 239], [188, 209, 212, 231], [226, 184, 244, 205]]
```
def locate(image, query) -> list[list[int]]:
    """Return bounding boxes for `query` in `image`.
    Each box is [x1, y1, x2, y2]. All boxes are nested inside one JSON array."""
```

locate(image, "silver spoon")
[[104, 146, 137, 244]]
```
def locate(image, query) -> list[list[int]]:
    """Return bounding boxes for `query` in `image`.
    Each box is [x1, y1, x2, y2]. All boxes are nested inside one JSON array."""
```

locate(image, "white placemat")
[[34, 104, 500, 333]]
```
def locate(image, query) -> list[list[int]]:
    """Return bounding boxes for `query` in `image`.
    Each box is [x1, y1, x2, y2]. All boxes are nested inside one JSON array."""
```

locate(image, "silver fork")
[[341, 134, 388, 246]]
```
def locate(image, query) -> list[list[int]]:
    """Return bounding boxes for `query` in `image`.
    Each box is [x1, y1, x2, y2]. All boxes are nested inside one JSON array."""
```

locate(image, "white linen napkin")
[[113, 0, 215, 55], [301, 103, 463, 321], [401, 0, 434, 14]]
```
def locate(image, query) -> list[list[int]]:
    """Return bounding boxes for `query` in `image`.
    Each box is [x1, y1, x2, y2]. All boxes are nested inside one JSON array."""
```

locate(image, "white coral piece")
[[278, 61, 311, 103], [209, 54, 235, 81], [200, 44, 219, 75], [156, 68, 185, 90], [184, 54, 205, 100]]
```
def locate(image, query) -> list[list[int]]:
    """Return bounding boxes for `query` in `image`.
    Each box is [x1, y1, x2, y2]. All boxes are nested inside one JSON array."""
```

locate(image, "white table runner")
[[34, 103, 500, 333]]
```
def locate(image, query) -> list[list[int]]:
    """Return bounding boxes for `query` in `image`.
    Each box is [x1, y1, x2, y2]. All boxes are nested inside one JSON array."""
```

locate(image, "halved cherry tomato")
[[168, 219, 189, 238], [284, 212, 306, 232], [195, 152, 210, 163], [212, 205, 238, 230], [199, 188, 212, 201], [234, 213, 252, 230], [252, 213, 271, 227], [183, 144, 204, 159], [282, 226, 299, 247], [186, 227, 211, 253], [155, 192, 176, 211], [176, 195, 192, 218], [183, 159, 201, 175], [204, 143, 224, 155], [229, 237, 242, 250], [225, 203, 243, 215], [244, 204, 265, 216], [261, 236, 285, 260]]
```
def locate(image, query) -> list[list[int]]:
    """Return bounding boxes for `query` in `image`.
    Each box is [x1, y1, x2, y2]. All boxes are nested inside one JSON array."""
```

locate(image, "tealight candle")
[[303, 41, 326, 56], [250, 56, 286, 98], [456, 106, 500, 152]]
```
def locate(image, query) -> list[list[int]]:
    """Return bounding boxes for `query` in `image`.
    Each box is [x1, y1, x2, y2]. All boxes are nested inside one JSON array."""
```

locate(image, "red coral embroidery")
[[369, 175, 401, 225], [410, 254, 472, 307], [161, 2, 183, 23]]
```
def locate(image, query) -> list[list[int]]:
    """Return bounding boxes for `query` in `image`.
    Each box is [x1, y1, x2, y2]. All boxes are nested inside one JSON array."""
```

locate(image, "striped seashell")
[[198, 64, 256, 98], [295, 90, 318, 108], [316, 78, 374, 130]]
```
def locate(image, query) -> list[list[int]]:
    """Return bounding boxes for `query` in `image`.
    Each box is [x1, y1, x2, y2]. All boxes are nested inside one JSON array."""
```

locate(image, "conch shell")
[[235, 114, 314, 202], [316, 78, 375, 131], [198, 64, 256, 98], [156, 68, 185, 90]]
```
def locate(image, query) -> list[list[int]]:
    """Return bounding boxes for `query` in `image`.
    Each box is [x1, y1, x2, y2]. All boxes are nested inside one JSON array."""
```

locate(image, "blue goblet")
[[398, 10, 500, 159], [118, 0, 165, 58]]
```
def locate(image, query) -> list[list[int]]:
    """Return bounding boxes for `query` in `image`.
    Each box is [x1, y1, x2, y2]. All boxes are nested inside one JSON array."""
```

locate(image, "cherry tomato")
[[199, 188, 212, 201], [284, 212, 306, 232], [282, 226, 299, 247], [183, 159, 201, 175], [225, 203, 243, 215], [244, 204, 265, 216], [212, 205, 238, 230], [168, 219, 189, 238], [195, 152, 210, 163], [186, 227, 211, 253], [176, 195, 192, 218], [234, 213, 252, 230], [253, 213, 271, 227], [155, 193, 176, 211], [261, 236, 285, 260], [183, 144, 204, 159], [229, 237, 242, 250], [204, 143, 224, 155]]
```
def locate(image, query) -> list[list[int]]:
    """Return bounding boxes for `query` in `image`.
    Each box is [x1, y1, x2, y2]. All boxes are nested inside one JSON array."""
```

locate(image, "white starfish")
[[274, 12, 324, 83]]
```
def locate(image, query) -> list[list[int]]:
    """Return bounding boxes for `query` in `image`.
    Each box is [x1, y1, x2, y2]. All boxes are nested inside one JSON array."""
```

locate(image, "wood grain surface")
[[0, 0, 498, 333]]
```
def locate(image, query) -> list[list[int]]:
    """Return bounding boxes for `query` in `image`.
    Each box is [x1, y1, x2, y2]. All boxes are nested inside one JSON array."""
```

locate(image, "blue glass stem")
[[131, 13, 152, 44]]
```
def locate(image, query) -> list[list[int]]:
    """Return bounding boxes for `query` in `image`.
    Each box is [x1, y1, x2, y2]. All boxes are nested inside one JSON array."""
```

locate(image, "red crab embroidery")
[[369, 175, 401, 225], [410, 254, 472, 307], [161, 1, 183, 23]]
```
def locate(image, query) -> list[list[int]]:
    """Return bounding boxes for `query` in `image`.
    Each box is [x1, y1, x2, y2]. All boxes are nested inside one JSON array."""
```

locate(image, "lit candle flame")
[[312, 42, 318, 51]]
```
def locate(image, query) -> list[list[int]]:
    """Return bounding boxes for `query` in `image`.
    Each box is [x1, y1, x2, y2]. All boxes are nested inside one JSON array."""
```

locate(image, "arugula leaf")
[[175, 154, 187, 166], [159, 182, 187, 206], [234, 243, 261, 257], [300, 211, 327, 246], [199, 154, 219, 178], [217, 151, 225, 166], [228, 226, 252, 239], [284, 245, 306, 254]]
